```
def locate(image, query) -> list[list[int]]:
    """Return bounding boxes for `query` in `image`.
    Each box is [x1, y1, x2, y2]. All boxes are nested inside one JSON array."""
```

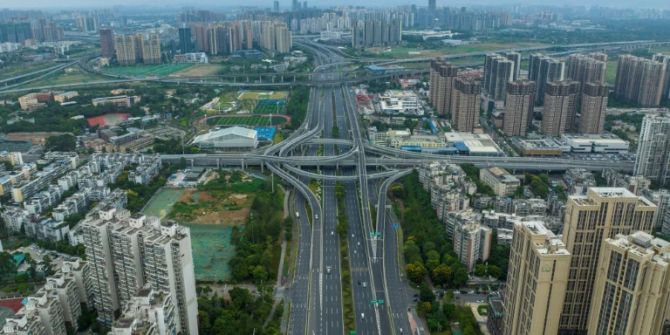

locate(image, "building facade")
[[578, 82, 609, 134], [503, 80, 535, 136], [528, 54, 565, 105], [559, 187, 657, 334], [503, 220, 571, 335], [450, 77, 481, 132], [542, 81, 580, 136], [587, 231, 670, 335], [634, 114, 670, 187], [429, 59, 458, 116], [614, 55, 667, 107]]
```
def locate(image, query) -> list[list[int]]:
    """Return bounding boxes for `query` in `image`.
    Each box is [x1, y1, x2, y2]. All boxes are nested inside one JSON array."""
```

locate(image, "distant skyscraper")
[[615, 54, 667, 107], [351, 18, 402, 48], [450, 77, 481, 132], [502, 220, 570, 335], [428, 0, 436, 11], [504, 51, 521, 81], [484, 54, 515, 101], [528, 54, 565, 105], [587, 231, 670, 335], [542, 80, 579, 136], [503, 80, 536, 136], [292, 0, 300, 11], [178, 27, 193, 53], [429, 59, 458, 116], [99, 28, 115, 58], [578, 82, 609, 134], [559, 187, 657, 334], [634, 114, 670, 186], [273, 0, 279, 12]]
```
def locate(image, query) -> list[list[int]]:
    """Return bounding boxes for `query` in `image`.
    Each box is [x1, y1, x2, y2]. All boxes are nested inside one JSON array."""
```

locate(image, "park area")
[[141, 171, 270, 282], [102, 63, 193, 77], [212, 115, 288, 127]]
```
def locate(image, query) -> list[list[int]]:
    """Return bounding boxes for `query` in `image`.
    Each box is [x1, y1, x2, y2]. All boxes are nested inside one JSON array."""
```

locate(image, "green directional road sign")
[[370, 299, 385, 305]]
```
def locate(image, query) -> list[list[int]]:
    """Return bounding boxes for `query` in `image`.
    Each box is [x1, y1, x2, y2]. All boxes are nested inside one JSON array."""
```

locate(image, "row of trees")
[[393, 170, 482, 334], [198, 287, 282, 335], [229, 178, 284, 284]]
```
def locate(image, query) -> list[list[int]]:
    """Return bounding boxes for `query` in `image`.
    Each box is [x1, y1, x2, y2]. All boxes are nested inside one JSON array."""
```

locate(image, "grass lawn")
[[103, 63, 193, 77], [606, 58, 619, 85], [17, 67, 107, 88], [0, 61, 54, 80], [477, 304, 489, 316], [171, 63, 223, 77]]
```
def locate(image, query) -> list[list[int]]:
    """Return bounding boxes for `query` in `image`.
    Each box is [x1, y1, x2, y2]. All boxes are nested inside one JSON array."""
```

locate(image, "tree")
[[432, 264, 453, 286], [406, 262, 427, 284], [474, 263, 487, 277], [45, 134, 76, 152], [418, 301, 433, 316]]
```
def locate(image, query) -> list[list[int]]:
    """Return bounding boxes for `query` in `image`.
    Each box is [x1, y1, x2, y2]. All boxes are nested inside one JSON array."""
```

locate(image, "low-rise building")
[[91, 95, 140, 108], [562, 134, 630, 154], [479, 167, 520, 197], [378, 90, 423, 116], [193, 126, 258, 150], [18, 92, 54, 111]]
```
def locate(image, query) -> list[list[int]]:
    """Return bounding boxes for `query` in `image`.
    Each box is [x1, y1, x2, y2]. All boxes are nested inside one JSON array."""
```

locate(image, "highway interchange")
[[1, 35, 655, 335]]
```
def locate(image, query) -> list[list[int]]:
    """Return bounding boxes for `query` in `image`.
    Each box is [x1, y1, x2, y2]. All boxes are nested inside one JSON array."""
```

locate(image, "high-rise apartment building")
[[178, 27, 193, 53], [634, 114, 670, 186], [450, 77, 481, 132], [503, 220, 571, 335], [614, 55, 667, 107], [484, 54, 515, 101], [352, 18, 402, 48], [111, 287, 178, 335], [578, 82, 609, 134], [259, 21, 292, 54], [529, 54, 565, 105], [587, 231, 670, 335], [428, 0, 436, 11], [453, 222, 492, 272], [559, 187, 657, 334], [652, 53, 670, 101], [99, 28, 115, 59], [114, 34, 137, 65], [80, 208, 198, 334], [542, 80, 580, 136], [140, 33, 161, 65], [566, 53, 608, 86], [503, 80, 536, 136], [429, 59, 458, 116]]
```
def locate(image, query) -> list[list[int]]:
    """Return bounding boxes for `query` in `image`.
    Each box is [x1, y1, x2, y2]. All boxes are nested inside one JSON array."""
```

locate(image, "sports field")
[[237, 90, 288, 100], [188, 224, 234, 281], [103, 63, 193, 77], [214, 115, 287, 126]]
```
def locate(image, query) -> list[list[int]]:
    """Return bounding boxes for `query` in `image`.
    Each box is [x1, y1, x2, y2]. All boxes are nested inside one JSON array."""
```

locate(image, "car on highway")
[[295, 211, 300, 218], [326, 266, 332, 274], [361, 313, 364, 319], [315, 214, 319, 220], [362, 281, 367, 288]]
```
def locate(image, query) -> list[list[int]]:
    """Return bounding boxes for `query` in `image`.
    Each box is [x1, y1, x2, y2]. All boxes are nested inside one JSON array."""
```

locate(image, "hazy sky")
[[1, 0, 669, 10]]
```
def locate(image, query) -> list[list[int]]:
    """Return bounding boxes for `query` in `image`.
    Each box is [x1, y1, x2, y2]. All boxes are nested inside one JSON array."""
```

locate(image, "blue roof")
[[255, 127, 276, 141], [453, 142, 469, 152]]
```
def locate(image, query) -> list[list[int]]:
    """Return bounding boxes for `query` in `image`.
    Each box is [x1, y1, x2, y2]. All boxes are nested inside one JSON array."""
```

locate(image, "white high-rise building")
[[634, 113, 670, 186], [79, 207, 198, 334]]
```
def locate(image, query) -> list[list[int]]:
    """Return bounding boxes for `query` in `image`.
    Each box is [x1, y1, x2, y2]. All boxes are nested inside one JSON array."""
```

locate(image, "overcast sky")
[[1, 0, 669, 10]]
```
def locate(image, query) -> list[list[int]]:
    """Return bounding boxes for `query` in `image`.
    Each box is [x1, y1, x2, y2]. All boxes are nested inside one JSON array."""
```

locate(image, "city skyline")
[[2, 0, 670, 10]]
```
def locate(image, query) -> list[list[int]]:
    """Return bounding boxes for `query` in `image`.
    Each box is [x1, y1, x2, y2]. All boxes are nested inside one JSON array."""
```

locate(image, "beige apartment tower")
[[587, 231, 670, 335], [578, 82, 609, 134], [503, 220, 571, 335], [141, 33, 161, 64], [503, 80, 535, 136], [542, 80, 580, 136], [429, 59, 458, 116], [450, 77, 481, 132], [114, 34, 137, 65], [559, 187, 657, 335]]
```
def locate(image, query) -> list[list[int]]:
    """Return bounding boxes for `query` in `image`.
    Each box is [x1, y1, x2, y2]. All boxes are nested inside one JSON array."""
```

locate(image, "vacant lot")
[[237, 90, 288, 100], [17, 67, 106, 88], [171, 64, 223, 77]]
